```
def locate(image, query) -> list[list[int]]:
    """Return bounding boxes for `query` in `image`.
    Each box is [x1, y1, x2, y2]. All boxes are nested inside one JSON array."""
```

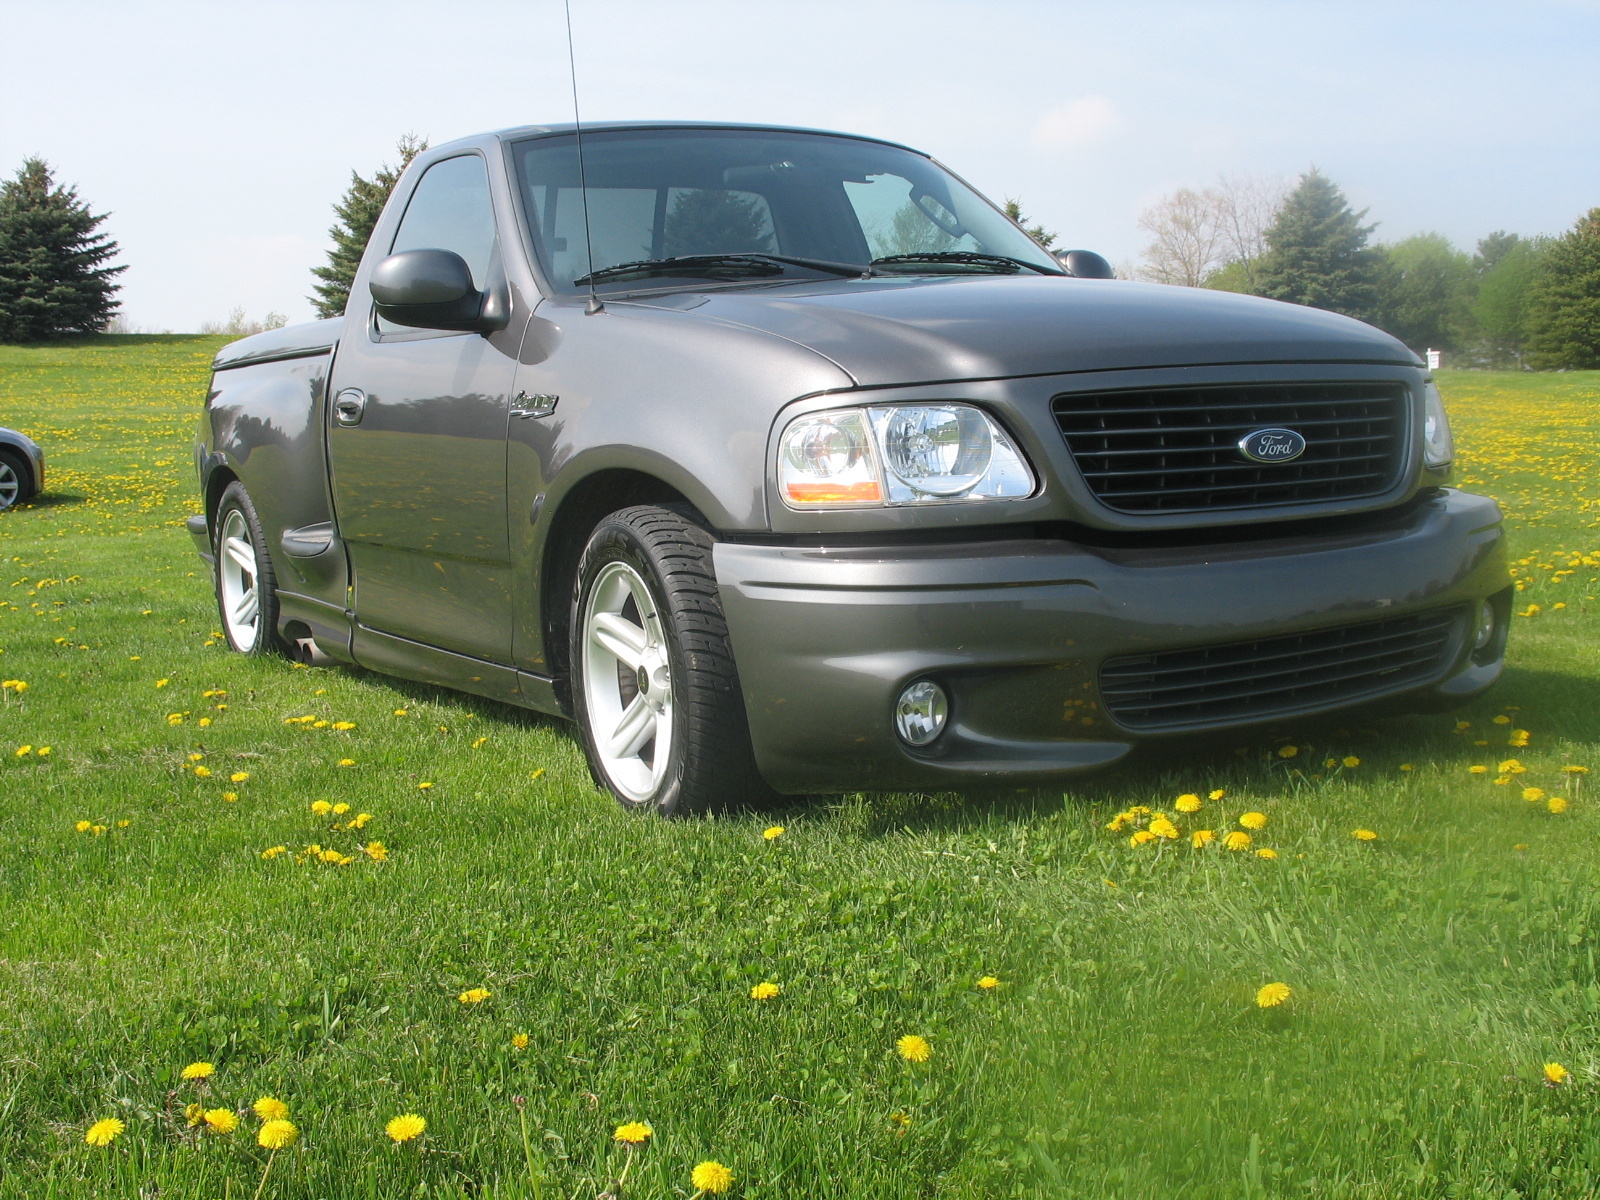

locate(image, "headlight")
[[778, 403, 1035, 508], [1422, 380, 1454, 468]]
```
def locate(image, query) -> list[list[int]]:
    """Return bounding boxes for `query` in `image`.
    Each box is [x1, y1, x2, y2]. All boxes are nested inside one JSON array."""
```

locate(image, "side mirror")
[[370, 249, 503, 331], [1054, 249, 1116, 279]]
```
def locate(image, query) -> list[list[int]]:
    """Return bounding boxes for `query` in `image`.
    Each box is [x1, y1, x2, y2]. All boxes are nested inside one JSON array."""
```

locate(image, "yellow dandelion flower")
[[1493, 715, 1512, 725], [75, 819, 91, 832], [612, 1121, 653, 1144], [332, 802, 350, 815], [458, 988, 491, 1004], [222, 791, 238, 802], [229, 771, 249, 783], [1342, 756, 1360, 768], [310, 800, 332, 815], [155, 678, 169, 688], [258, 1119, 298, 1149], [1277, 745, 1299, 758], [1499, 759, 1527, 774], [1256, 982, 1292, 1008], [1523, 787, 1546, 803], [471, 736, 488, 748], [185, 1102, 205, 1127], [1509, 730, 1531, 747], [317, 848, 343, 864], [1129, 829, 1156, 847], [1192, 830, 1215, 848], [750, 982, 781, 1000], [36, 745, 50, 756], [1239, 811, 1267, 830], [691, 1160, 736, 1194], [393, 709, 408, 717], [1324, 757, 1338, 769], [1468, 765, 1489, 774], [338, 758, 355, 767], [1256, 847, 1279, 859], [386, 1113, 427, 1143], [1548, 797, 1569, 814], [91, 825, 106, 836], [1174, 793, 1202, 813], [1353, 828, 1378, 841], [896, 1035, 931, 1062], [261, 845, 286, 859], [763, 825, 785, 840], [203, 1108, 238, 1134], [977, 975, 1000, 989], [1400, 763, 1415, 772], [1224, 831, 1252, 851], [181, 1061, 215, 1080], [15, 745, 32, 757], [1148, 816, 1179, 839], [418, 781, 433, 790], [193, 765, 211, 778], [512, 1033, 530, 1050], [253, 1097, 289, 1122], [365, 841, 388, 861], [332, 721, 355, 731], [1545, 1062, 1570, 1085], [1208, 788, 1226, 800], [85, 1117, 125, 1147]]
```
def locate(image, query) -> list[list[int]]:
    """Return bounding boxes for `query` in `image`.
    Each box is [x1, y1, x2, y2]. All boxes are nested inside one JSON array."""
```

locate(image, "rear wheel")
[[213, 482, 283, 656], [0, 449, 31, 510], [570, 505, 771, 815]]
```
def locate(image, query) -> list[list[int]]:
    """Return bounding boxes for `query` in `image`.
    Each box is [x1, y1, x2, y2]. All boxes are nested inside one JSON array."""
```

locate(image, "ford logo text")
[[1238, 428, 1307, 463]]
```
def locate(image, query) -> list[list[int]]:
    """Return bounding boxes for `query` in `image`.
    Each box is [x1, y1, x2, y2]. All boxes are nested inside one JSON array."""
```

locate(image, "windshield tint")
[[510, 128, 1059, 292]]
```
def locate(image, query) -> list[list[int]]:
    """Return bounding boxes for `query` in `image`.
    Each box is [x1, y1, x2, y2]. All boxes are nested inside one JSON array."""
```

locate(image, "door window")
[[389, 155, 498, 289]]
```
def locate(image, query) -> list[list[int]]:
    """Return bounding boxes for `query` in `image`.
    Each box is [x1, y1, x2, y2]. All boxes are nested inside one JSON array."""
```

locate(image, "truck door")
[[326, 153, 519, 664]]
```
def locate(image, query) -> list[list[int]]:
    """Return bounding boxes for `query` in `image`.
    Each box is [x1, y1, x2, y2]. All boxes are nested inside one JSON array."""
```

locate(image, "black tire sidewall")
[[213, 482, 281, 657], [571, 520, 692, 815]]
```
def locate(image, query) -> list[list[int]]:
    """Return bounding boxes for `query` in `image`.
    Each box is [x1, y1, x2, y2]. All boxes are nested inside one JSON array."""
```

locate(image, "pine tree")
[[1253, 170, 1384, 323], [308, 135, 427, 320], [0, 158, 124, 341], [1003, 199, 1056, 249], [1523, 209, 1600, 370]]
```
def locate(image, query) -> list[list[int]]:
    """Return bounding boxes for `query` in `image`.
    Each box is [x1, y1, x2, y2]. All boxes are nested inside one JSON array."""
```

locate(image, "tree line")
[[1135, 170, 1600, 369], [0, 145, 1595, 372]]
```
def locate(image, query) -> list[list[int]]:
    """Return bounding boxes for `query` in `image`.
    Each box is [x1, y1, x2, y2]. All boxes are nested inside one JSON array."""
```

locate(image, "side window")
[[389, 155, 498, 289]]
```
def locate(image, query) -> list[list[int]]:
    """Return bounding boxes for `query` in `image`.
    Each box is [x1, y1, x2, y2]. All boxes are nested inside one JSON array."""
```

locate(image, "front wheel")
[[570, 505, 771, 815], [213, 482, 283, 656]]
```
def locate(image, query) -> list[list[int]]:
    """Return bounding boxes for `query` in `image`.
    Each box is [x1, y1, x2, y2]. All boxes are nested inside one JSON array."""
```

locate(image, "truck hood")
[[663, 275, 1417, 387]]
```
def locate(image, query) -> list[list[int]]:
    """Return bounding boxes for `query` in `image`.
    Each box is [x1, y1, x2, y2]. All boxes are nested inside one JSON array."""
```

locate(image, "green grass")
[[0, 341, 1597, 1198]]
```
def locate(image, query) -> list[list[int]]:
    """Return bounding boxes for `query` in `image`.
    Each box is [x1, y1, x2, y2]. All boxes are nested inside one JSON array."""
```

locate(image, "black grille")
[[1099, 609, 1462, 732], [1053, 381, 1407, 513]]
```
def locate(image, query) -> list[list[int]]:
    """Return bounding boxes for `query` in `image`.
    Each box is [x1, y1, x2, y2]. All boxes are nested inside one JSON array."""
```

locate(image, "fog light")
[[895, 680, 948, 747], [1474, 600, 1496, 651]]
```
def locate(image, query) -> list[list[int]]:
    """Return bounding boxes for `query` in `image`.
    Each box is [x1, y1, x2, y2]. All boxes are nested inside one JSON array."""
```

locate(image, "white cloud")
[[1030, 97, 1122, 150]]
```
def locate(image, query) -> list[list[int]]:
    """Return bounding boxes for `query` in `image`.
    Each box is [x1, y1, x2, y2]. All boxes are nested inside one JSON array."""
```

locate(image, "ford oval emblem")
[[1238, 427, 1307, 463]]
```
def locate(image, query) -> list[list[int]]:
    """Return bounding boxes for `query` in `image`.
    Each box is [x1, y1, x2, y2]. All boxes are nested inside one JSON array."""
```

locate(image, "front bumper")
[[715, 489, 1509, 794]]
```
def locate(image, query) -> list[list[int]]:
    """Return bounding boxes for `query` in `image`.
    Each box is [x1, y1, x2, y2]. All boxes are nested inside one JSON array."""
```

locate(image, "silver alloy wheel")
[[0, 459, 19, 509], [218, 508, 262, 651], [581, 560, 675, 803]]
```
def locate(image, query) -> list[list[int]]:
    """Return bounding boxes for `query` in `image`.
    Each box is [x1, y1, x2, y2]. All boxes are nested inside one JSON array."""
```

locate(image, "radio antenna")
[[564, 0, 603, 314]]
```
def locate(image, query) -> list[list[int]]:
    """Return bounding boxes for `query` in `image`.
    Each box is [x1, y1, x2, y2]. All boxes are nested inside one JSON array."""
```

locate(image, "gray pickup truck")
[[190, 121, 1510, 813]]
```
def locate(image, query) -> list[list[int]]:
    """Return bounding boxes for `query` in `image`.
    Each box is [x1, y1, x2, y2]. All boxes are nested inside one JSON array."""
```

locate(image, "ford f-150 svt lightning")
[[190, 121, 1511, 813]]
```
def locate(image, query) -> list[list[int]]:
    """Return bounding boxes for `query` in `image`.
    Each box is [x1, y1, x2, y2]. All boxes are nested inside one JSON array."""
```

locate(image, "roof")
[[427, 120, 925, 158]]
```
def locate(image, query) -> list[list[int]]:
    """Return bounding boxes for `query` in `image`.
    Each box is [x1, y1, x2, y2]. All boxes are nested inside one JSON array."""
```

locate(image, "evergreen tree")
[[1524, 208, 1600, 370], [660, 188, 775, 258], [1473, 230, 1520, 275], [1003, 198, 1056, 249], [1377, 232, 1476, 353], [308, 135, 427, 320], [1253, 169, 1384, 323], [0, 158, 124, 341], [1472, 236, 1545, 367]]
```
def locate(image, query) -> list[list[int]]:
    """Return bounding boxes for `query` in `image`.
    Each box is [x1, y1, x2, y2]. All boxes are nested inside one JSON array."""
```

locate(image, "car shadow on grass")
[[6, 491, 86, 511]]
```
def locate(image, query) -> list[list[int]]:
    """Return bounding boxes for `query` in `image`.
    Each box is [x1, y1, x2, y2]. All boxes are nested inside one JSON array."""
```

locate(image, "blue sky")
[[2, 0, 1596, 331]]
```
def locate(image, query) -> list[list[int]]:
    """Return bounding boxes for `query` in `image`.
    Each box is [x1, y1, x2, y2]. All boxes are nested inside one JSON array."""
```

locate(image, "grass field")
[[0, 337, 1597, 1199]]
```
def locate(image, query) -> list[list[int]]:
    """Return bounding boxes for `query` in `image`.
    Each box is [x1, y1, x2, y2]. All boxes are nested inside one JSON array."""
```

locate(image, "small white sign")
[[1425, 348, 1442, 370]]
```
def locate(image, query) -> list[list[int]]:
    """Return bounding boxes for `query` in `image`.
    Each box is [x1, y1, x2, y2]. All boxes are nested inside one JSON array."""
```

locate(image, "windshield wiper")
[[870, 251, 1063, 276], [574, 253, 870, 286]]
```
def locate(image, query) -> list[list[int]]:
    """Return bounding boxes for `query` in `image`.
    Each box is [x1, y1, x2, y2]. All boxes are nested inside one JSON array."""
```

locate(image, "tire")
[[0, 449, 32, 510], [570, 504, 772, 815], [213, 482, 284, 656]]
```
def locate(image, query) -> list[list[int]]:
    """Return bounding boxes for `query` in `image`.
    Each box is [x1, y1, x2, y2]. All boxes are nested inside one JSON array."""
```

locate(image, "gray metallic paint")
[[192, 121, 1510, 790]]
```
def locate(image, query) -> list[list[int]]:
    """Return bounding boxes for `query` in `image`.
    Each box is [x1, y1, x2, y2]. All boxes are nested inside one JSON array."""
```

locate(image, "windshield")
[[510, 128, 1060, 293]]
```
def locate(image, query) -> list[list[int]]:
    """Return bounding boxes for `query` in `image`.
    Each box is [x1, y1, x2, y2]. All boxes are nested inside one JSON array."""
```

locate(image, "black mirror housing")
[[370, 249, 504, 331], [1055, 249, 1116, 280]]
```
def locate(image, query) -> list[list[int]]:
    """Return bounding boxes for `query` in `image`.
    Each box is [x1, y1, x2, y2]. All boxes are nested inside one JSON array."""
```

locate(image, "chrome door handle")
[[333, 388, 366, 426], [509, 391, 558, 419]]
